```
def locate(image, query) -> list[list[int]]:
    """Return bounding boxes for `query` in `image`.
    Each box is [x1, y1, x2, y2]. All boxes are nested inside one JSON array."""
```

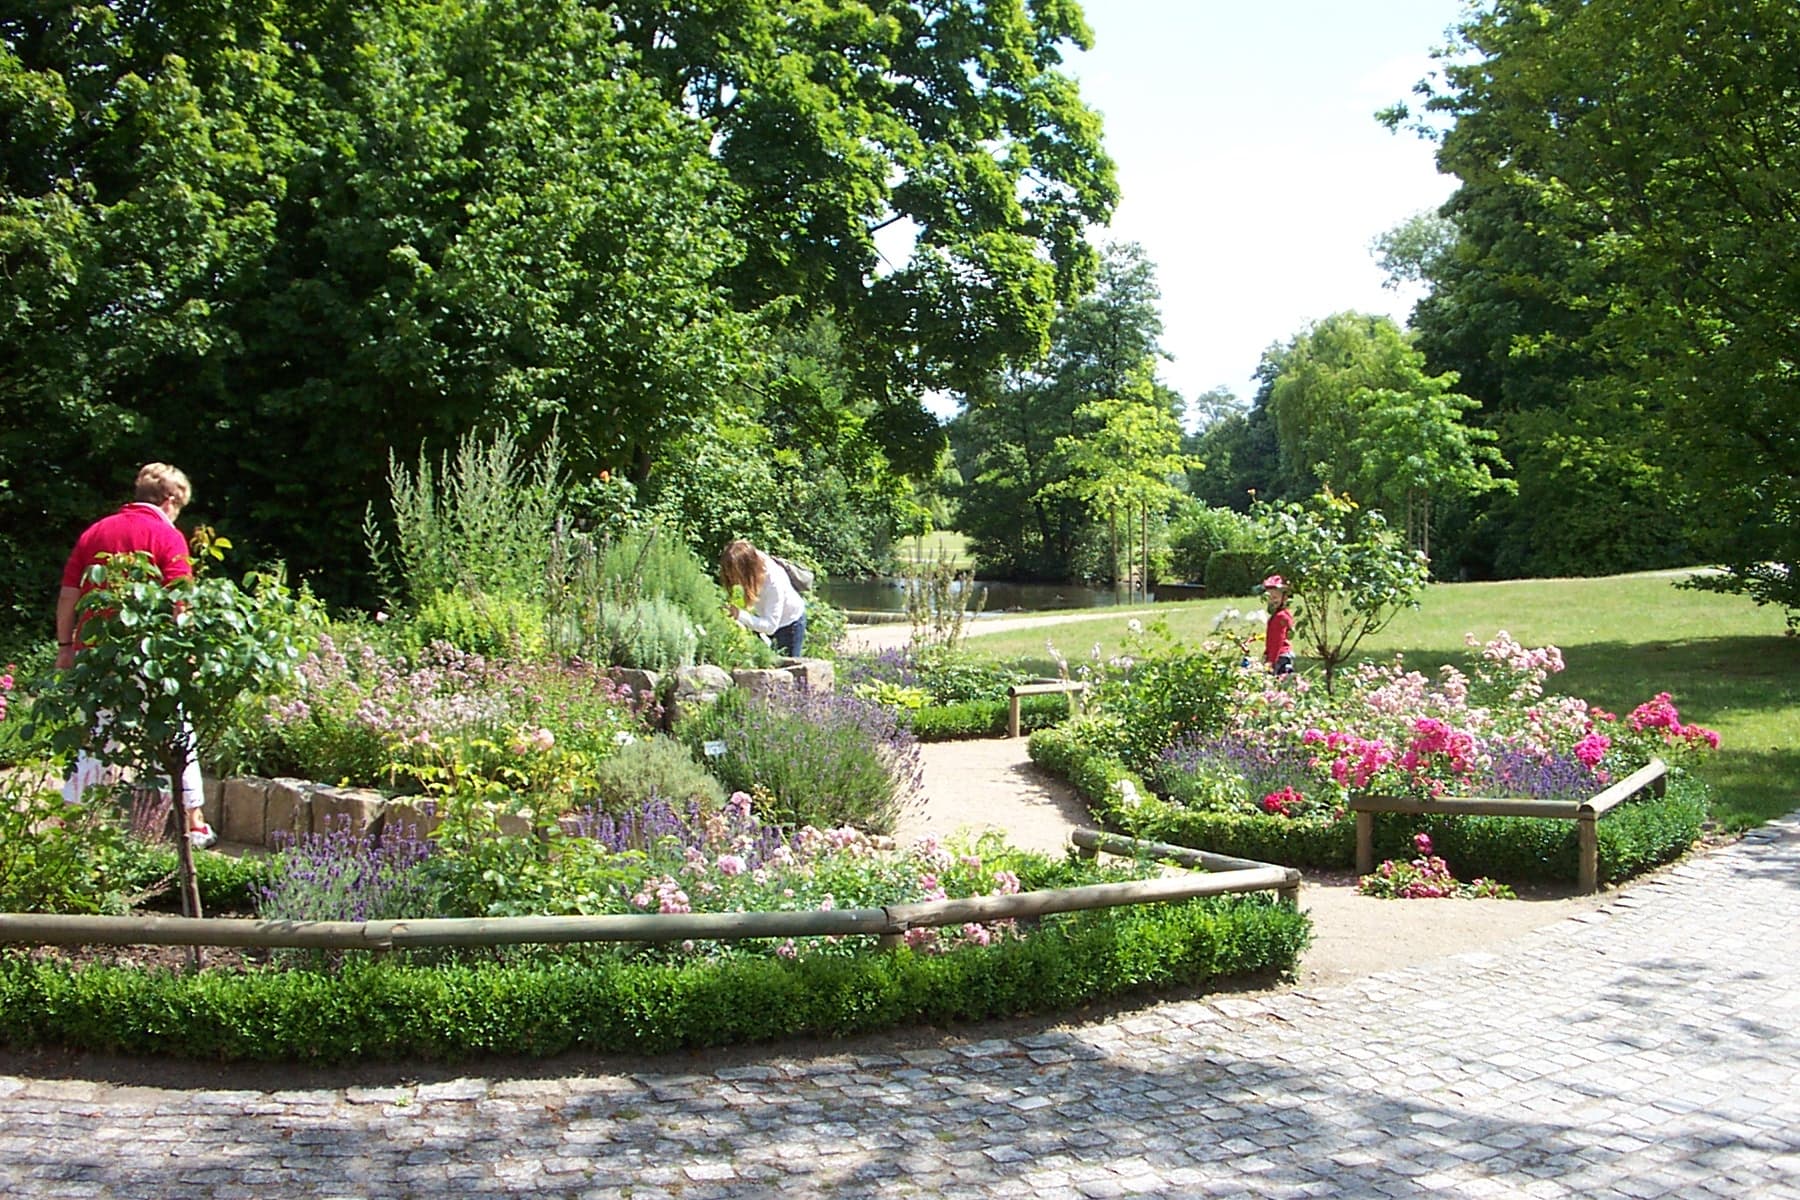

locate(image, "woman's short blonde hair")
[[134, 463, 192, 509]]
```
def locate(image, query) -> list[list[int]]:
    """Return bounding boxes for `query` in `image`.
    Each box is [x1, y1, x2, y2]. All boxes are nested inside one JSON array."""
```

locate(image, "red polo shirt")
[[62, 503, 192, 594]]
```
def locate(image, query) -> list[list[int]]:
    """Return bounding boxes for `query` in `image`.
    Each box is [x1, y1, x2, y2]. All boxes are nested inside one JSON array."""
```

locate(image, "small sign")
[[703, 740, 728, 758]]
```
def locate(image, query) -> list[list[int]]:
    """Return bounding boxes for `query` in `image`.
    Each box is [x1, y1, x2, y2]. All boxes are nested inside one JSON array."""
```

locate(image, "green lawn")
[[962, 571, 1799, 831], [894, 531, 975, 571]]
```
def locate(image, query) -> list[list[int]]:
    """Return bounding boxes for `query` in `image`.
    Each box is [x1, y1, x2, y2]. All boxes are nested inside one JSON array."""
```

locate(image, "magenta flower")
[[1574, 732, 1611, 769]]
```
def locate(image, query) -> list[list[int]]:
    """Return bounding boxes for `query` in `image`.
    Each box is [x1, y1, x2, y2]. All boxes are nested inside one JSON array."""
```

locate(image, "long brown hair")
[[719, 539, 766, 605]]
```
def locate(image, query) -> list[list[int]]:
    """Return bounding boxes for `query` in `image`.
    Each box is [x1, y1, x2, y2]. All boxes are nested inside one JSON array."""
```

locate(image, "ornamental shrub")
[[588, 734, 727, 814], [405, 589, 548, 662], [1168, 504, 1262, 583], [589, 596, 700, 672], [0, 770, 138, 914], [905, 694, 1070, 741]]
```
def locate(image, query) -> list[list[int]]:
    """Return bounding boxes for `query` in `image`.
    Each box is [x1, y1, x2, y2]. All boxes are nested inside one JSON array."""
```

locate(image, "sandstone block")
[[382, 797, 441, 844], [265, 777, 318, 847], [606, 666, 662, 706], [732, 667, 799, 702], [201, 775, 224, 829], [669, 664, 734, 727], [220, 777, 270, 846], [310, 785, 388, 841], [785, 656, 835, 693]]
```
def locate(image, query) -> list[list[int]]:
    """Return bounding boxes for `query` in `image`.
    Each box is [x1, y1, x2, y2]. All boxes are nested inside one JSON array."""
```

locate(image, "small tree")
[[31, 553, 318, 922], [1256, 491, 1430, 692]]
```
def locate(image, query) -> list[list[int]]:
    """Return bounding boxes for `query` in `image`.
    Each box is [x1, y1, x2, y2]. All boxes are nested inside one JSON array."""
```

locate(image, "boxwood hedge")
[[0, 895, 1309, 1063]]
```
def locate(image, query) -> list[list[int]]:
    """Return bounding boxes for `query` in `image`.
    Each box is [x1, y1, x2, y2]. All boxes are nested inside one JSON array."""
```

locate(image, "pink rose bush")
[[1358, 833, 1516, 900], [1156, 631, 1717, 820]]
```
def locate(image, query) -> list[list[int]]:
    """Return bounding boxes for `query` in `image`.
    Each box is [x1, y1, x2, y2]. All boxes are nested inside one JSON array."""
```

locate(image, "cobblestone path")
[[4, 816, 1798, 1199]]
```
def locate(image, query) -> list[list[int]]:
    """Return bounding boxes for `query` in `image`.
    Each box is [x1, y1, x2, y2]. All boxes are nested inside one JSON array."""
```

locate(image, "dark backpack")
[[770, 553, 814, 594]]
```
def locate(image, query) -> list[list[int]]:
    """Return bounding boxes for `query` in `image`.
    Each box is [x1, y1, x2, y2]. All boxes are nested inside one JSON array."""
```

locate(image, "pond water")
[[818, 577, 1143, 614]]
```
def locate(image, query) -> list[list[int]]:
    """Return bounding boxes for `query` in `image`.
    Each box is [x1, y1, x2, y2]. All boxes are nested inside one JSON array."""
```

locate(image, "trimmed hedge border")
[[1028, 725, 1707, 885], [904, 694, 1071, 741], [0, 895, 1308, 1062]]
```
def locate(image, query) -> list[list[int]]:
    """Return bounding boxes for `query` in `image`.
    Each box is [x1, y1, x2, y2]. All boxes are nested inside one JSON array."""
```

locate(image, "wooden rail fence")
[[0, 833, 1299, 952], [1350, 758, 1668, 894]]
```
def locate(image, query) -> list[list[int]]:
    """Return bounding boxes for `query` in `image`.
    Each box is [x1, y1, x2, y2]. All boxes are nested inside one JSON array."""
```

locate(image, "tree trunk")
[[1108, 508, 1118, 588], [163, 746, 205, 969]]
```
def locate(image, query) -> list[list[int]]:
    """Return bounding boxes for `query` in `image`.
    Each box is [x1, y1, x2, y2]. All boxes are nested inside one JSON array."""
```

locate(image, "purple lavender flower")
[[258, 813, 437, 923], [1483, 747, 1601, 802], [1159, 732, 1313, 798]]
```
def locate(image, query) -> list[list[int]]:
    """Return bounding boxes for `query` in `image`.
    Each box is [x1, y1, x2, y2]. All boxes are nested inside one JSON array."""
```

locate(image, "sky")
[[1059, 0, 1468, 420]]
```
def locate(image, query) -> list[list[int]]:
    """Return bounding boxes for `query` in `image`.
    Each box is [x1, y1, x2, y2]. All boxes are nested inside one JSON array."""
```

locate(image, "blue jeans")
[[773, 613, 806, 657]]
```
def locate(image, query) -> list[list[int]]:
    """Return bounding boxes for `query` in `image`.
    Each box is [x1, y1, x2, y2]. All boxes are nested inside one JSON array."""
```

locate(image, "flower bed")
[[1031, 631, 1717, 885], [0, 795, 1310, 1061]]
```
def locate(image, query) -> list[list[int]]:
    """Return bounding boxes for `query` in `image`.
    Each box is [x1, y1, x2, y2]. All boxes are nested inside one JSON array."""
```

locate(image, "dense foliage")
[[1382, 0, 1797, 619], [1, 0, 1118, 634]]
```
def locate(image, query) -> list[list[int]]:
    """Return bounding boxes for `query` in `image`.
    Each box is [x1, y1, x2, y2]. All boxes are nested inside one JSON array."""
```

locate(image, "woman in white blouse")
[[719, 539, 808, 656]]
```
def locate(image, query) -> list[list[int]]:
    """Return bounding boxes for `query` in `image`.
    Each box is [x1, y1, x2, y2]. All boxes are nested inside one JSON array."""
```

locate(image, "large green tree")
[[1395, 0, 1799, 619], [2, 0, 745, 610], [611, 0, 1119, 471], [951, 241, 1175, 579], [1257, 312, 1507, 562]]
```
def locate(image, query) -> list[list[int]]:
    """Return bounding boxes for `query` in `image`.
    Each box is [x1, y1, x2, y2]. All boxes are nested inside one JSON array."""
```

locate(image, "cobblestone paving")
[[4, 816, 1798, 1199]]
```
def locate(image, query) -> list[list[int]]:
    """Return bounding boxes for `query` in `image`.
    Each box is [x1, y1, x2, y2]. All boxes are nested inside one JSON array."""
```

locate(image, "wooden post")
[[1008, 692, 1022, 739], [1355, 811, 1374, 875], [1578, 812, 1599, 894]]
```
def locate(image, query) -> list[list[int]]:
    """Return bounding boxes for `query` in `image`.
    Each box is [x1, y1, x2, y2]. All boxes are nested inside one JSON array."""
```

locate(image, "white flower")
[[613, 730, 636, 747], [1127, 618, 1142, 634], [1114, 778, 1141, 807]]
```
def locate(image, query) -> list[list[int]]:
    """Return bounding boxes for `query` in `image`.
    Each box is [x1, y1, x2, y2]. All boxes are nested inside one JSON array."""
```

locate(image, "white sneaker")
[[187, 823, 218, 850]]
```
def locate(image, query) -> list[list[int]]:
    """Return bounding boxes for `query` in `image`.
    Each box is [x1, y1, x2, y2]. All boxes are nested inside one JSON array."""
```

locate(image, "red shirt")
[[1264, 605, 1294, 665], [62, 503, 192, 593]]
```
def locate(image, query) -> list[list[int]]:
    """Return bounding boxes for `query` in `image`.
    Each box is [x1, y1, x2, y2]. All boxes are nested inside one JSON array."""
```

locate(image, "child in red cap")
[[1261, 575, 1294, 676]]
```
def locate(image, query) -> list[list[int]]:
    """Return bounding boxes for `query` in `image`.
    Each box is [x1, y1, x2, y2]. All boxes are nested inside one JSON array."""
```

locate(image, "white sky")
[[1061, 0, 1466, 418]]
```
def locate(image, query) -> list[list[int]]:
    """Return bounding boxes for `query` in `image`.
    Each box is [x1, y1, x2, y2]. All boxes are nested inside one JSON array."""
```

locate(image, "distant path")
[[842, 607, 1161, 654]]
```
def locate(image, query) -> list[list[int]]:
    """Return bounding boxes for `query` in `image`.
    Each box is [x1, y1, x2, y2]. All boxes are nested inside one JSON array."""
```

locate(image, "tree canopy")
[[1389, 0, 1798, 618], [1, 0, 1117, 625]]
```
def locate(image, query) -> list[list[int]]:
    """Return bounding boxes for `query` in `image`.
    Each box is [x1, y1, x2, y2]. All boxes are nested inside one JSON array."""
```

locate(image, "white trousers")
[[61, 708, 205, 810]]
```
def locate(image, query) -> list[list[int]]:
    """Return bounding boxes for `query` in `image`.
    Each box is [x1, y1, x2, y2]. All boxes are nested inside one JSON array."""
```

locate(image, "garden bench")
[[1350, 758, 1669, 894], [1007, 679, 1088, 737]]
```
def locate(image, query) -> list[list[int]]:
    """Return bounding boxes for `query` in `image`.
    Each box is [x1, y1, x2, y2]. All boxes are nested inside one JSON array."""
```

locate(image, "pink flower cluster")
[[1627, 693, 1720, 750], [1397, 718, 1482, 795], [0, 664, 13, 723], [632, 874, 692, 914], [1471, 630, 1565, 701], [1302, 728, 1395, 788], [1573, 731, 1611, 768]]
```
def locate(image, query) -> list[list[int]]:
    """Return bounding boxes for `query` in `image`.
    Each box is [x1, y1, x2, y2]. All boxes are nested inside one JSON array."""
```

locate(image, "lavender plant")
[[257, 815, 437, 923], [681, 688, 925, 834]]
